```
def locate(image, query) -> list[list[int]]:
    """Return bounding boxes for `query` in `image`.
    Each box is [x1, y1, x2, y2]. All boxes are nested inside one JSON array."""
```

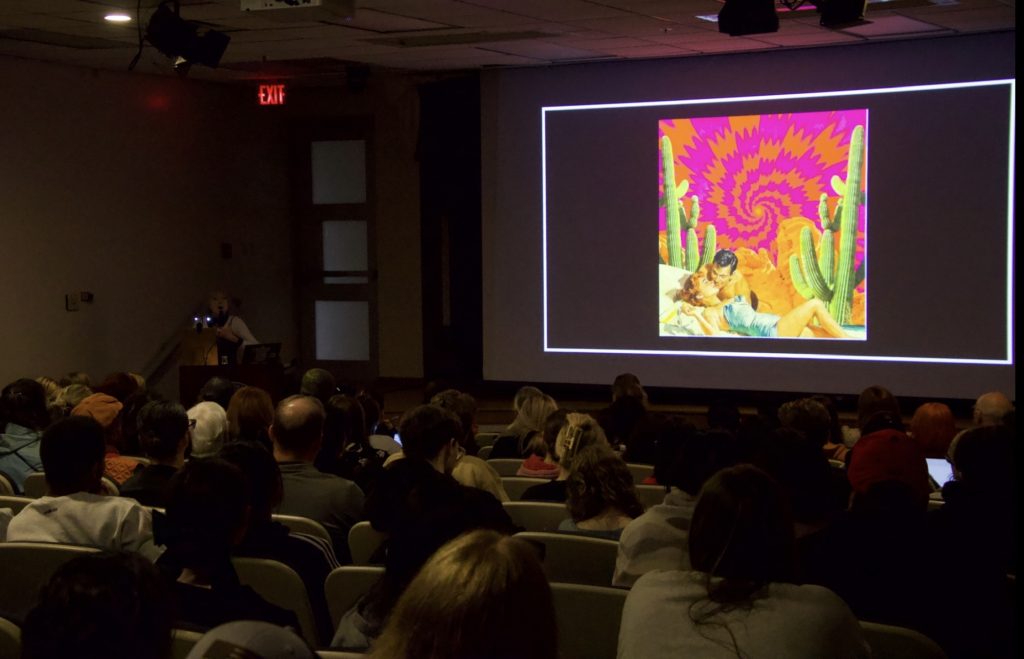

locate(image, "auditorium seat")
[[514, 531, 618, 587], [324, 565, 385, 630], [550, 582, 627, 659], [500, 477, 548, 501], [476, 445, 493, 459], [486, 458, 523, 477], [232, 557, 321, 646], [503, 501, 567, 532], [170, 628, 204, 659], [0, 542, 99, 621], [475, 432, 499, 448], [272, 513, 333, 545], [21, 473, 119, 498], [318, 651, 367, 658], [0, 495, 32, 515], [859, 621, 947, 659], [0, 616, 20, 659], [0, 473, 14, 496], [634, 484, 667, 510], [626, 463, 654, 484], [347, 521, 388, 565]]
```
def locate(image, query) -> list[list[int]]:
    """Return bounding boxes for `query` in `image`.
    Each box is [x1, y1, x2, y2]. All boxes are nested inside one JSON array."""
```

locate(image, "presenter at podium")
[[200, 290, 258, 365]]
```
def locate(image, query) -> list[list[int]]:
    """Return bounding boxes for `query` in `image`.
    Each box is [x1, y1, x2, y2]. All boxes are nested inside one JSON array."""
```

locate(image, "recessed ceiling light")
[[104, 13, 132, 23]]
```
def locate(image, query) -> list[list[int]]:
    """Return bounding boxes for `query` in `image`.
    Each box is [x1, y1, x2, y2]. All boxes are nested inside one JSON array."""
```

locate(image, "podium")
[[179, 364, 286, 407], [180, 327, 219, 366]]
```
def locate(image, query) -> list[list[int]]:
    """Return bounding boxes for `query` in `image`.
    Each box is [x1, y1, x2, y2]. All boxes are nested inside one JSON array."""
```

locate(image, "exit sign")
[[258, 84, 287, 105]]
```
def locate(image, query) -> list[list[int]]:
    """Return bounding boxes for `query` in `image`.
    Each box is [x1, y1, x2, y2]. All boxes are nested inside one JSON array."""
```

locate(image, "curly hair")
[[554, 412, 609, 472], [565, 445, 644, 523]]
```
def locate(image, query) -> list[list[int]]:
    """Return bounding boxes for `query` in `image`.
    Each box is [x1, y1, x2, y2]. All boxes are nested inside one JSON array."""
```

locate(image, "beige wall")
[[0, 57, 425, 399]]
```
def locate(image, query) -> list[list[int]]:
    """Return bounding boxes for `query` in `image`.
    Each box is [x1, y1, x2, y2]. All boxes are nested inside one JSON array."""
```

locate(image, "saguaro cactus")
[[788, 124, 865, 325], [660, 136, 715, 271]]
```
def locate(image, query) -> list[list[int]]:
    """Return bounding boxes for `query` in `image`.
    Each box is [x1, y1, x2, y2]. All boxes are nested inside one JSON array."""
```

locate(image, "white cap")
[[187, 401, 228, 458]]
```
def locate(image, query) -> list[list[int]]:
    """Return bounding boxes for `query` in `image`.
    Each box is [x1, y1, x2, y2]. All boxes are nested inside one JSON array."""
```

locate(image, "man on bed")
[[707, 249, 758, 310]]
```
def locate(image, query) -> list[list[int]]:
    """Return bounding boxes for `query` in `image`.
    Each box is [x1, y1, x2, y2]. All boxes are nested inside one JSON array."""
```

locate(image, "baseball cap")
[[187, 401, 228, 459]]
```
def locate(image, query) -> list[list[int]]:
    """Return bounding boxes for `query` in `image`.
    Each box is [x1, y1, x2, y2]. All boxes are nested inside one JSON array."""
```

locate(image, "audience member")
[[908, 401, 957, 458], [779, 396, 847, 462], [120, 400, 191, 507], [226, 385, 275, 451], [35, 376, 63, 423], [318, 393, 386, 500], [53, 383, 92, 416], [490, 391, 557, 459], [20, 552, 173, 659], [521, 412, 609, 502], [196, 376, 238, 411], [516, 408, 566, 478], [186, 401, 228, 459], [946, 390, 1014, 463], [185, 621, 316, 659], [59, 371, 92, 388], [6, 416, 163, 561], [502, 385, 544, 440], [299, 367, 338, 404], [595, 373, 647, 451], [369, 529, 558, 659], [71, 392, 141, 485], [271, 395, 364, 558], [117, 388, 158, 456], [855, 384, 902, 439], [94, 372, 141, 404], [219, 441, 339, 643], [559, 444, 643, 540], [358, 390, 401, 453], [430, 389, 509, 501], [332, 404, 514, 650], [619, 464, 869, 659], [157, 458, 298, 632], [706, 397, 742, 434], [809, 393, 850, 462], [0, 378, 48, 493]]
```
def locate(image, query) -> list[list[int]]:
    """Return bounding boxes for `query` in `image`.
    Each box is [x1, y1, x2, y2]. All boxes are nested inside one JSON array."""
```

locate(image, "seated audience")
[[318, 393, 387, 497], [71, 392, 141, 485], [431, 389, 510, 501], [490, 390, 557, 459], [271, 395, 365, 559], [619, 464, 870, 659], [614, 427, 736, 587], [6, 416, 163, 561], [53, 383, 92, 416], [946, 390, 1014, 463], [851, 384, 902, 443], [94, 371, 141, 404], [226, 385, 274, 451], [186, 401, 228, 459], [516, 408, 567, 478], [332, 404, 515, 650], [559, 444, 643, 540], [157, 458, 298, 632], [196, 376, 237, 411], [369, 529, 557, 659], [120, 400, 191, 507], [219, 442, 339, 643], [502, 385, 544, 440], [809, 393, 850, 462], [35, 375, 63, 424], [909, 401, 957, 458], [299, 367, 339, 405], [20, 552, 173, 659], [357, 390, 401, 454], [521, 412, 609, 502], [594, 373, 648, 452], [0, 378, 48, 493], [185, 621, 316, 659]]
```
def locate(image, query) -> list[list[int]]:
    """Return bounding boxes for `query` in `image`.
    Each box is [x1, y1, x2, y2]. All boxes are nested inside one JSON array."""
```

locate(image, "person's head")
[[137, 400, 190, 463], [540, 408, 570, 460], [517, 393, 558, 436], [664, 428, 739, 496], [709, 248, 739, 285], [59, 371, 92, 388], [846, 428, 929, 511], [512, 385, 544, 412], [397, 404, 463, 472], [35, 376, 61, 403], [1, 377, 49, 430], [185, 621, 315, 659], [207, 290, 231, 317], [554, 412, 609, 473], [71, 393, 124, 448], [611, 373, 645, 402], [777, 397, 832, 447], [269, 395, 325, 460], [300, 368, 338, 404], [219, 441, 284, 522], [197, 376, 237, 411], [370, 529, 557, 659], [679, 271, 720, 307], [430, 389, 479, 450], [689, 465, 796, 592], [226, 386, 274, 447], [94, 372, 140, 404], [54, 384, 92, 415], [950, 424, 1013, 490], [809, 394, 842, 446], [356, 391, 383, 433], [187, 401, 228, 459], [40, 416, 106, 496], [319, 394, 369, 470], [973, 391, 1013, 426], [707, 397, 741, 433], [856, 385, 901, 432], [909, 402, 957, 458], [753, 427, 838, 524], [21, 552, 173, 659], [565, 445, 644, 523], [164, 458, 250, 573]]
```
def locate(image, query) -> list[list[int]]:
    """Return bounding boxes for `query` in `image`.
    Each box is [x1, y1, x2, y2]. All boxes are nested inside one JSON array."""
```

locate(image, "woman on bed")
[[678, 272, 849, 339]]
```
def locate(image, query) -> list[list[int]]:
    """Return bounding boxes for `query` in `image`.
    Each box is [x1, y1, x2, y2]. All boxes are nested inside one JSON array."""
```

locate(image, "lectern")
[[177, 328, 285, 405]]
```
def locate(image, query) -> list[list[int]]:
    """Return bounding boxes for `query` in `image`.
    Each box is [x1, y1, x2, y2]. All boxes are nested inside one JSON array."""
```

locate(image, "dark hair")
[[300, 368, 338, 403], [21, 552, 173, 659], [712, 249, 739, 273], [666, 429, 739, 496], [94, 372, 140, 404], [318, 394, 369, 471], [611, 373, 644, 401], [1, 378, 49, 430], [777, 398, 832, 447], [398, 405, 462, 461], [430, 389, 478, 451], [752, 428, 839, 524], [541, 408, 570, 460], [226, 386, 274, 449], [565, 445, 644, 523], [356, 391, 383, 433], [137, 400, 189, 461], [857, 385, 901, 432], [219, 441, 283, 519], [707, 398, 742, 434], [40, 416, 106, 495], [271, 395, 326, 454], [198, 376, 237, 410], [951, 425, 1012, 490], [809, 394, 842, 446]]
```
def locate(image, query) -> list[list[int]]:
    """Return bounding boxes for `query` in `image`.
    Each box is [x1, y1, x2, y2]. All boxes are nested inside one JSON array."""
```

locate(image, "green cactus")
[[660, 136, 714, 271], [791, 125, 865, 325]]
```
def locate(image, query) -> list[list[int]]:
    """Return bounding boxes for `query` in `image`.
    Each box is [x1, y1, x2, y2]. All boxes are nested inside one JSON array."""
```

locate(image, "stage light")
[[718, 0, 779, 37], [145, 2, 230, 74], [816, 0, 868, 28]]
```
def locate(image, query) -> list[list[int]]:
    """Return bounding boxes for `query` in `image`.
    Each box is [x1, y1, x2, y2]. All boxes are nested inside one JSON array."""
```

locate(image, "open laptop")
[[926, 457, 954, 492], [241, 342, 282, 366]]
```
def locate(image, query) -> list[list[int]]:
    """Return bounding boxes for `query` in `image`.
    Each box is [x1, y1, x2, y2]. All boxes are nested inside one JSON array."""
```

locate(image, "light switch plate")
[[65, 293, 80, 311]]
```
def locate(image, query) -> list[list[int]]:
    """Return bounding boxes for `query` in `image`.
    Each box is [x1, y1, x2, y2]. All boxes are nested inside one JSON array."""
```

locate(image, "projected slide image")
[[658, 110, 868, 340]]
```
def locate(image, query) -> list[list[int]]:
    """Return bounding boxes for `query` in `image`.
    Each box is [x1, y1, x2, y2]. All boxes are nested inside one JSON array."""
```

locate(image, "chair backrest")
[[272, 513, 333, 545], [634, 484, 667, 510], [121, 455, 152, 466], [475, 432, 499, 448], [476, 445, 493, 460], [318, 651, 368, 659], [550, 582, 628, 659], [926, 498, 944, 511], [500, 477, 548, 501], [100, 476, 120, 496], [232, 557, 321, 646], [0, 615, 21, 659], [859, 621, 947, 659], [0, 472, 15, 496], [828, 458, 847, 469], [348, 520, 388, 565], [170, 628, 204, 659], [22, 473, 48, 498], [514, 532, 618, 587], [503, 501, 568, 532], [626, 463, 654, 484], [0, 495, 33, 515], [0, 542, 100, 621], [486, 458, 524, 477], [324, 565, 385, 630]]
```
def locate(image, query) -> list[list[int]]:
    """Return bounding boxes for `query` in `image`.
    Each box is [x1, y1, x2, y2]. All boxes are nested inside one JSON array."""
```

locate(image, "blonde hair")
[[554, 412, 608, 471], [36, 376, 61, 403], [370, 530, 557, 659]]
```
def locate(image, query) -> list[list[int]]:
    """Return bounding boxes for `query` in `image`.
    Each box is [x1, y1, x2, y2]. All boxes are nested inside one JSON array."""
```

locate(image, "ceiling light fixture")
[[104, 13, 132, 23]]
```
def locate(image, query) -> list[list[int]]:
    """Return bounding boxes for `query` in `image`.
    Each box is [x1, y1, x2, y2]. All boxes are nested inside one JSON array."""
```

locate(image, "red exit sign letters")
[[258, 84, 287, 106]]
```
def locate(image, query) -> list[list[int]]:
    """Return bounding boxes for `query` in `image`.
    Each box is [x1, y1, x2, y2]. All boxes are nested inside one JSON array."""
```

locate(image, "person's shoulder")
[[772, 581, 851, 608]]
